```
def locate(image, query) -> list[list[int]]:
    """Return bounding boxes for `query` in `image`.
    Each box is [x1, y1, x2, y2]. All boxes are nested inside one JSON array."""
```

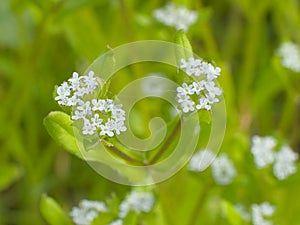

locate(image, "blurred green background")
[[0, 0, 299, 224]]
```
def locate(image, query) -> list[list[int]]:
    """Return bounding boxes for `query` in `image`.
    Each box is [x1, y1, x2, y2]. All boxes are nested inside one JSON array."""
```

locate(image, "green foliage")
[[0, 0, 300, 224], [174, 30, 194, 61], [40, 195, 73, 225], [44, 111, 82, 159], [221, 201, 245, 225], [0, 163, 22, 191]]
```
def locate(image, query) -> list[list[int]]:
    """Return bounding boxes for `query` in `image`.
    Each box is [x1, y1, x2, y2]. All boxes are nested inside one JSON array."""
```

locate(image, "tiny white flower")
[[91, 113, 103, 128], [206, 94, 219, 105], [196, 96, 211, 110], [77, 101, 92, 117], [82, 119, 96, 135], [205, 81, 222, 98], [58, 82, 71, 96], [111, 106, 126, 121], [153, 3, 198, 32], [202, 62, 221, 80], [80, 200, 107, 212], [251, 136, 277, 169], [55, 82, 72, 105], [180, 58, 202, 76], [191, 81, 206, 95], [92, 99, 107, 112], [70, 200, 107, 225], [72, 109, 87, 121], [180, 98, 195, 113], [76, 87, 89, 97], [177, 83, 194, 95], [67, 95, 82, 106], [119, 191, 155, 218], [211, 153, 236, 185], [188, 149, 216, 172], [99, 120, 115, 137], [104, 99, 115, 112], [251, 202, 275, 225], [113, 120, 127, 135], [83, 71, 98, 94], [273, 145, 298, 180], [277, 42, 300, 73], [68, 72, 81, 91], [180, 58, 221, 79], [177, 92, 189, 102], [70, 207, 95, 225]]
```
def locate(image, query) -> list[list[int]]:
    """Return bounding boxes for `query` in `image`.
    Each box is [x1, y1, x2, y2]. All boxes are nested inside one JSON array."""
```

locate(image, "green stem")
[[279, 93, 296, 133], [119, 0, 134, 41], [149, 117, 181, 164], [187, 182, 212, 225], [103, 142, 144, 165], [290, 95, 300, 148], [101, 114, 182, 165]]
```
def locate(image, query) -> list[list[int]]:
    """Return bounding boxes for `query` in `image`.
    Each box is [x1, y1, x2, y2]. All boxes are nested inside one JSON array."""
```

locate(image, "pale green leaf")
[[43, 111, 82, 159], [40, 195, 73, 225], [0, 163, 22, 191], [221, 200, 245, 225], [174, 30, 193, 62]]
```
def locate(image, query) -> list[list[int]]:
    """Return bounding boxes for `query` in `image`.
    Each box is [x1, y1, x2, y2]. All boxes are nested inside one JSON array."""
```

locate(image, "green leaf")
[[105, 193, 120, 216], [98, 77, 112, 99], [221, 200, 245, 225], [144, 203, 168, 225], [91, 212, 115, 225], [0, 163, 22, 191], [40, 195, 73, 225], [123, 210, 138, 225], [174, 30, 193, 62], [43, 111, 82, 159]]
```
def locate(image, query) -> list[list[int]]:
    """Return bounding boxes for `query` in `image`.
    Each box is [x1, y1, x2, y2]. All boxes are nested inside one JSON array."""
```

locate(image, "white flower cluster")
[[70, 200, 107, 225], [55, 71, 98, 106], [55, 71, 127, 137], [188, 149, 216, 172], [177, 58, 222, 113], [251, 135, 298, 180], [72, 99, 127, 137], [235, 202, 275, 225], [119, 191, 155, 218], [188, 149, 237, 185], [273, 145, 298, 180], [152, 3, 198, 32], [211, 153, 237, 185], [69, 191, 155, 225], [277, 42, 300, 73], [252, 202, 275, 225], [251, 136, 277, 169]]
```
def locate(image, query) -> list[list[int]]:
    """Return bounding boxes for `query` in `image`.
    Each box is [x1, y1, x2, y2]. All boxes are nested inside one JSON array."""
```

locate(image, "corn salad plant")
[[0, 0, 299, 225]]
